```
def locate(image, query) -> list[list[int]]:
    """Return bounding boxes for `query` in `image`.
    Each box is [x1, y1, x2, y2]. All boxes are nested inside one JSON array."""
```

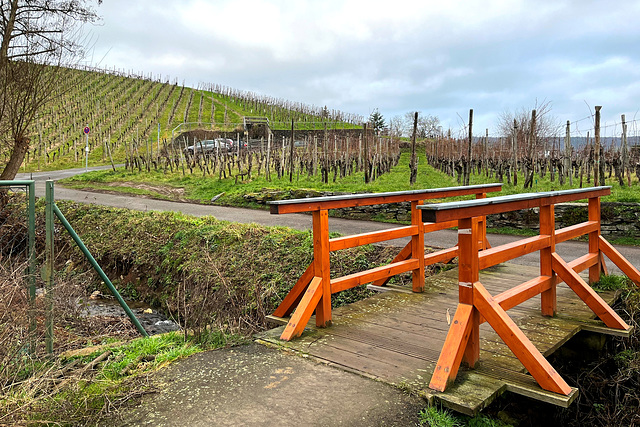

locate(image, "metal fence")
[[0, 180, 36, 353]]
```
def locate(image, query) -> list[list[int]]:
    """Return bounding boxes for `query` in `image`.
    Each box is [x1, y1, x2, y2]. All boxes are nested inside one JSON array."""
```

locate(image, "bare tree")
[[495, 100, 560, 145], [495, 100, 560, 187], [388, 115, 404, 138], [402, 111, 440, 138], [0, 0, 100, 179]]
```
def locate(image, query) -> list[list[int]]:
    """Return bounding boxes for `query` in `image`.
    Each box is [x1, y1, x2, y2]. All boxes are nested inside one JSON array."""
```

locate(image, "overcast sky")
[[87, 0, 640, 137]]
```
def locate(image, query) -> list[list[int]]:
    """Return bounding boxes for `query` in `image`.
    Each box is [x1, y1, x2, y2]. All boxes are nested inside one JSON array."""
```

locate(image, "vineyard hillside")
[[19, 66, 362, 172]]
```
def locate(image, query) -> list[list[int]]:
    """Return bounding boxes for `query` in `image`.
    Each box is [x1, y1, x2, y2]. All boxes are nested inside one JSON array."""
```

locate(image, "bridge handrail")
[[268, 183, 503, 214], [419, 186, 611, 222], [271, 183, 503, 341], [422, 185, 640, 398]]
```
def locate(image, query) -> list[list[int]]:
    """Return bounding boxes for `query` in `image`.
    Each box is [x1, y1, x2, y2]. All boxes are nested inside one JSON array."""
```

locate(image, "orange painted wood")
[[463, 308, 480, 367], [567, 253, 599, 273], [600, 252, 609, 276], [280, 276, 324, 341], [484, 237, 492, 249], [478, 235, 551, 270], [423, 219, 458, 233], [475, 193, 488, 251], [272, 262, 314, 317], [539, 205, 556, 317], [411, 200, 426, 293], [473, 282, 573, 395], [269, 184, 502, 214], [330, 259, 420, 293], [457, 218, 479, 304], [329, 226, 416, 251], [599, 236, 640, 286], [552, 253, 630, 330], [421, 187, 610, 223], [428, 303, 474, 392], [555, 221, 599, 243], [588, 197, 601, 284], [424, 246, 458, 266], [313, 210, 332, 328], [493, 275, 553, 314], [457, 218, 479, 366], [371, 242, 412, 287]]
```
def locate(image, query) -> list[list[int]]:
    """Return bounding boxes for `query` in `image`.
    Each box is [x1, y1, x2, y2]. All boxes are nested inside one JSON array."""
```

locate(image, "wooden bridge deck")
[[257, 263, 626, 415]]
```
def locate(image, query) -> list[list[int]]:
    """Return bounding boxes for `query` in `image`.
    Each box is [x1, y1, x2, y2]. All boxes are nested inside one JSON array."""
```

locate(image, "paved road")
[[17, 167, 640, 275]]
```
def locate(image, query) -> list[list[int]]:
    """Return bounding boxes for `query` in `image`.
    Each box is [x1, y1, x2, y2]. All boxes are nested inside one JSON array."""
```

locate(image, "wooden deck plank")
[[257, 262, 622, 414]]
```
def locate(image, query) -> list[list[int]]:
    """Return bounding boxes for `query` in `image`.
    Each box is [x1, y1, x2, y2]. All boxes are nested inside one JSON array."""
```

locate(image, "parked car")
[[228, 139, 247, 150], [184, 139, 229, 155]]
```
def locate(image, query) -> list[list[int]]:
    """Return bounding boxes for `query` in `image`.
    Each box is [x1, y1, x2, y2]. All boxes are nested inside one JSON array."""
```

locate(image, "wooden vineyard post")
[[313, 209, 332, 327], [411, 200, 425, 293], [588, 196, 601, 284], [540, 204, 556, 316]]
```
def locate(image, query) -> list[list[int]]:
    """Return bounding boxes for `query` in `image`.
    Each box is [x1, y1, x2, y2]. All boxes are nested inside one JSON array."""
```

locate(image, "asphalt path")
[[17, 166, 640, 275]]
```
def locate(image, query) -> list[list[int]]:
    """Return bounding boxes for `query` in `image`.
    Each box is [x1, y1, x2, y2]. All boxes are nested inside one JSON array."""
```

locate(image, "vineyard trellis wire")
[[120, 123, 403, 185]]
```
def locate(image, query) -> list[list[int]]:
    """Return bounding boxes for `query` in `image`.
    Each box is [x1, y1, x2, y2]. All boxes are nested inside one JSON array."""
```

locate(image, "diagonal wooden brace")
[[371, 242, 412, 287], [598, 236, 640, 286], [552, 252, 630, 330], [473, 282, 573, 395], [280, 277, 323, 341], [428, 303, 475, 392], [272, 262, 314, 317]]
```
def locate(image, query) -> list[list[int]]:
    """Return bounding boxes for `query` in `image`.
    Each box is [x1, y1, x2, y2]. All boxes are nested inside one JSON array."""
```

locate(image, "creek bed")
[[78, 293, 181, 335]]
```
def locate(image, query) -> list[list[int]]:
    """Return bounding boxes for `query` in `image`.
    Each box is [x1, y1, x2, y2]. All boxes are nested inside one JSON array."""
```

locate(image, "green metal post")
[[45, 180, 54, 354], [27, 181, 36, 354], [52, 203, 149, 337]]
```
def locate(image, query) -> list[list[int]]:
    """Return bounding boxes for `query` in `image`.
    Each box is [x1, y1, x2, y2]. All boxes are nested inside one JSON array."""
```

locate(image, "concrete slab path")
[[105, 344, 425, 427]]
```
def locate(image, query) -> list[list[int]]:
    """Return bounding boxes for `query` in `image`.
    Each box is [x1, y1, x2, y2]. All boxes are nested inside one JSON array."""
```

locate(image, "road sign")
[[84, 126, 90, 134]]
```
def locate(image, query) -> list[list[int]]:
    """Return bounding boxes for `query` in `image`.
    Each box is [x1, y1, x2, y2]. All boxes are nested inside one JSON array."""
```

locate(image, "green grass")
[[60, 150, 640, 208], [485, 227, 539, 237], [67, 330, 242, 381], [419, 406, 513, 427], [1, 330, 244, 425], [61, 152, 463, 205], [592, 274, 633, 291]]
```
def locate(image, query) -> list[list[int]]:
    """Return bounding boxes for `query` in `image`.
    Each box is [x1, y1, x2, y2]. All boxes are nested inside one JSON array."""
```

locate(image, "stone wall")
[[243, 189, 640, 238]]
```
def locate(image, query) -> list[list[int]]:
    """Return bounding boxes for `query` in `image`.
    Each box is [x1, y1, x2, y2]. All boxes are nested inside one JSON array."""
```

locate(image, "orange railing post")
[[429, 217, 480, 392], [421, 186, 635, 396], [475, 192, 490, 250], [588, 196, 602, 284], [458, 217, 480, 367], [313, 209, 332, 328], [411, 200, 426, 293], [540, 204, 556, 317]]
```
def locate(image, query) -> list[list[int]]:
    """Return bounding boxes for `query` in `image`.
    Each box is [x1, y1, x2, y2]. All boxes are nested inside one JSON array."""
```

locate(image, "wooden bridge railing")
[[269, 183, 503, 341], [418, 186, 640, 396]]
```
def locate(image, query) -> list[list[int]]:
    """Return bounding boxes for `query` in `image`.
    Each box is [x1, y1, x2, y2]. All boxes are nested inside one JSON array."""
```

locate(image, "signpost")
[[84, 126, 90, 171]]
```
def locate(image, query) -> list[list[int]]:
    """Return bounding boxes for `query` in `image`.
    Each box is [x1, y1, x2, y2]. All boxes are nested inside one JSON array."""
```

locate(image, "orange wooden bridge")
[[261, 184, 640, 413]]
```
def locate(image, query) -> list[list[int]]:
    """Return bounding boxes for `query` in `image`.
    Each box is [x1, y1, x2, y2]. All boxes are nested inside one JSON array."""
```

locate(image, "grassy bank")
[[1, 197, 405, 424]]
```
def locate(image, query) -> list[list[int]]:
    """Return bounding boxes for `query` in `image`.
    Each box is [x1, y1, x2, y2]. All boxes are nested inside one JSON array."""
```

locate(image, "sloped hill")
[[24, 66, 361, 171]]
